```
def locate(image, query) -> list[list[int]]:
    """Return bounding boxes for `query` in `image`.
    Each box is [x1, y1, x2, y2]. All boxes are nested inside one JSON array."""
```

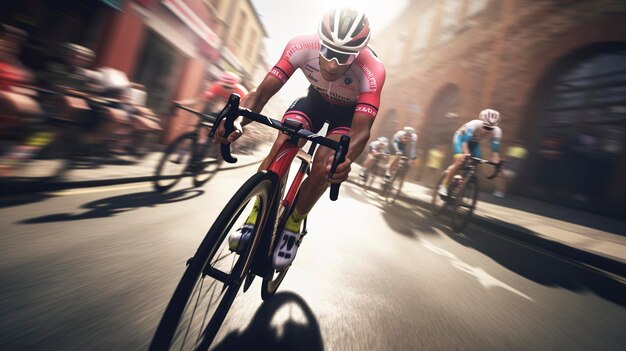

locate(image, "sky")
[[250, 0, 409, 104]]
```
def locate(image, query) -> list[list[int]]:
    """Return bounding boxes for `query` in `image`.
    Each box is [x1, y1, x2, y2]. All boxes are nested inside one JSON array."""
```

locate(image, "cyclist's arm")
[[490, 128, 502, 163], [326, 112, 373, 183], [409, 133, 418, 160], [240, 75, 284, 124]]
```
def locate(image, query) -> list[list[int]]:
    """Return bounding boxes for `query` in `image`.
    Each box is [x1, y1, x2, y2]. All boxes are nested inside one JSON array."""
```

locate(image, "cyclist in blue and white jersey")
[[438, 109, 502, 197], [385, 126, 417, 181]]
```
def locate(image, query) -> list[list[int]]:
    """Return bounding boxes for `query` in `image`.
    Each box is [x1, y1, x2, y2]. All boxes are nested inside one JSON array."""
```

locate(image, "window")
[[233, 10, 247, 46], [246, 29, 257, 58], [438, 0, 463, 44], [413, 8, 435, 57]]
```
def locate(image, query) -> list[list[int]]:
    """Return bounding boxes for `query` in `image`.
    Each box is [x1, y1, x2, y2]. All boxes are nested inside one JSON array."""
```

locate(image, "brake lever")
[[210, 94, 240, 163], [328, 134, 350, 201]]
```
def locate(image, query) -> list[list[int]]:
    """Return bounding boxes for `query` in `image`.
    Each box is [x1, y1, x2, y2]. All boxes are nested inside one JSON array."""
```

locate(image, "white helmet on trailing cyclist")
[[479, 109, 501, 127], [403, 126, 415, 135], [218, 71, 241, 86], [318, 7, 371, 65], [377, 136, 388, 143]]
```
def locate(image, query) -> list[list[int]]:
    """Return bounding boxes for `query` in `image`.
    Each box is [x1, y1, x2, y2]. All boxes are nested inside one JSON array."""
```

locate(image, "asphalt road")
[[1, 163, 625, 350]]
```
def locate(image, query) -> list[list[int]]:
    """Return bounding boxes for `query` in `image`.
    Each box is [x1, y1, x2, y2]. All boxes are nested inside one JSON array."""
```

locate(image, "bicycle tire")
[[153, 132, 195, 193], [149, 172, 277, 351], [192, 141, 223, 187], [431, 172, 448, 216], [385, 170, 405, 204], [261, 187, 298, 301], [451, 176, 479, 232]]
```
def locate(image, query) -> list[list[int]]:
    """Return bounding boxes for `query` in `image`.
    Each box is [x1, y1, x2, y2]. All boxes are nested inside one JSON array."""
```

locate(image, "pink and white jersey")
[[268, 34, 386, 119]]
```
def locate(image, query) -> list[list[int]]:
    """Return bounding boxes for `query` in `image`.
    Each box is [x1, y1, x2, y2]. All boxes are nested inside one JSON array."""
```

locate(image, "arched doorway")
[[529, 42, 626, 217], [419, 84, 461, 177]]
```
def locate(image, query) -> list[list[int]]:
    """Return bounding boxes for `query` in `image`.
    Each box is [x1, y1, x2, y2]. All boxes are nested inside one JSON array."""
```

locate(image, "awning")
[[161, 0, 221, 51]]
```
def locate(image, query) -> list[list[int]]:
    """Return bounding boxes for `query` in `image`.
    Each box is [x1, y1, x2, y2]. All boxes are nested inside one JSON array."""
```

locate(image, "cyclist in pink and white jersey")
[[215, 7, 386, 270]]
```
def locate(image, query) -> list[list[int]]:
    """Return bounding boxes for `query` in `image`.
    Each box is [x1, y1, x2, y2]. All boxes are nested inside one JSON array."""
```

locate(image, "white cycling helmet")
[[479, 109, 501, 127], [403, 126, 415, 135], [319, 7, 371, 53], [377, 136, 388, 143]]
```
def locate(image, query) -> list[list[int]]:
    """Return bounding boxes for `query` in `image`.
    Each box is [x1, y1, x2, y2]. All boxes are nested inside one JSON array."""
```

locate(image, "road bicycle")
[[381, 156, 410, 204], [149, 94, 349, 350], [358, 152, 388, 191], [153, 103, 223, 192], [431, 156, 502, 232]]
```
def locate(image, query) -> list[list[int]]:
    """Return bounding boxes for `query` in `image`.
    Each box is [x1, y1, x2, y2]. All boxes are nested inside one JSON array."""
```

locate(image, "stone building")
[[370, 0, 626, 216]]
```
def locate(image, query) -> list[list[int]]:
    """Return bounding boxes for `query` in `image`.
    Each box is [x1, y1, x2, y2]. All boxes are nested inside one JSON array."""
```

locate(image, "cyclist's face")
[[319, 54, 350, 81]]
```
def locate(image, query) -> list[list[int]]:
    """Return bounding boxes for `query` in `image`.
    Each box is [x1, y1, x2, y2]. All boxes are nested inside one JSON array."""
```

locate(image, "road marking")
[[422, 235, 533, 301], [50, 183, 150, 196]]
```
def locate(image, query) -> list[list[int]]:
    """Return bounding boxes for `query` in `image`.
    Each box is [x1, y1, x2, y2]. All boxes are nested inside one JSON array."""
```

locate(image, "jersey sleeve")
[[355, 50, 386, 119], [267, 36, 313, 84]]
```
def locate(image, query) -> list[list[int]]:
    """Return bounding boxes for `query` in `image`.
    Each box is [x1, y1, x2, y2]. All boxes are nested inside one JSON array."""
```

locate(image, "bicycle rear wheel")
[[192, 141, 223, 187], [153, 132, 194, 193], [149, 172, 277, 351], [431, 172, 448, 216], [451, 177, 478, 232]]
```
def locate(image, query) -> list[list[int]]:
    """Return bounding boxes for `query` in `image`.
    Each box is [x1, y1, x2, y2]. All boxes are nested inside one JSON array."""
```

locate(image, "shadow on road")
[[443, 220, 626, 308], [18, 187, 204, 224], [211, 292, 324, 351]]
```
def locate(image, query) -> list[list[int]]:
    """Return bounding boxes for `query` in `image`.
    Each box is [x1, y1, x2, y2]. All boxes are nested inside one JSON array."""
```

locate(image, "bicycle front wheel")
[[149, 172, 277, 351], [451, 177, 479, 232], [153, 132, 195, 192]]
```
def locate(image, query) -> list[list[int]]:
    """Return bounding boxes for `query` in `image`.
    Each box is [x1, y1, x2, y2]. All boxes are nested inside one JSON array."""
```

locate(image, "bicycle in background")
[[153, 103, 223, 192], [358, 152, 388, 191], [149, 94, 350, 350], [381, 156, 410, 204], [431, 156, 502, 232]]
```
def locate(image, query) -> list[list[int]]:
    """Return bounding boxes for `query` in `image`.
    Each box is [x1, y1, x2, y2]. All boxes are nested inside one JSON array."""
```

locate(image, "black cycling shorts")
[[282, 85, 355, 136]]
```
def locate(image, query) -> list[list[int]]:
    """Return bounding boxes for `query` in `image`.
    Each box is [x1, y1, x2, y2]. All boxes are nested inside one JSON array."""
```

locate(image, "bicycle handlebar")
[[210, 94, 351, 201], [465, 156, 503, 179], [172, 102, 217, 124]]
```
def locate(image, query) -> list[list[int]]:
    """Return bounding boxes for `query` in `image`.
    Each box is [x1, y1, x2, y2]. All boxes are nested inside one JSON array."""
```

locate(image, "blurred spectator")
[[493, 139, 527, 198], [423, 143, 446, 185], [176, 71, 248, 116]]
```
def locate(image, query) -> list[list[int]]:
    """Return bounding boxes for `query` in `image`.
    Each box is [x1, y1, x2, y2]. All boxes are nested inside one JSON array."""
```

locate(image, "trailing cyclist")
[[359, 136, 390, 179], [214, 7, 386, 270], [385, 126, 417, 182], [438, 109, 502, 197]]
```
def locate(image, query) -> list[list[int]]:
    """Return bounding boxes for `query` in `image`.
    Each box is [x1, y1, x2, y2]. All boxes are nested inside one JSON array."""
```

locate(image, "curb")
[[0, 158, 262, 196], [346, 178, 626, 279]]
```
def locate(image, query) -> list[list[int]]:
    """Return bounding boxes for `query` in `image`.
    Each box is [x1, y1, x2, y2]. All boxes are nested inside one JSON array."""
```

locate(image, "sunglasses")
[[320, 42, 359, 66], [483, 125, 494, 131]]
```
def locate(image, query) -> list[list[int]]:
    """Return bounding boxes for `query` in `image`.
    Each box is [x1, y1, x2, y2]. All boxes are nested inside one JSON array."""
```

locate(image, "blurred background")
[[1, 0, 625, 216], [1, 1, 625, 350]]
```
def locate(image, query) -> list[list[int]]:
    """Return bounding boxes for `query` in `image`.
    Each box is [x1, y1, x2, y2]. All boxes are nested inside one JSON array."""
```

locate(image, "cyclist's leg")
[[273, 100, 351, 270], [442, 132, 464, 186], [233, 95, 322, 254]]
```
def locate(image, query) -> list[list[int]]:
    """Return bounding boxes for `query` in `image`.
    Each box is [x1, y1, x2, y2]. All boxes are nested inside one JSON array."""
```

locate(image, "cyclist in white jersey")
[[215, 7, 386, 270], [359, 136, 390, 178], [438, 109, 502, 197], [385, 126, 417, 181]]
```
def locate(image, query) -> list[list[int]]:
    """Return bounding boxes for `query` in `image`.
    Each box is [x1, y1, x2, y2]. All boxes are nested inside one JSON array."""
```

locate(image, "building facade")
[[0, 0, 267, 144], [370, 0, 626, 217]]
